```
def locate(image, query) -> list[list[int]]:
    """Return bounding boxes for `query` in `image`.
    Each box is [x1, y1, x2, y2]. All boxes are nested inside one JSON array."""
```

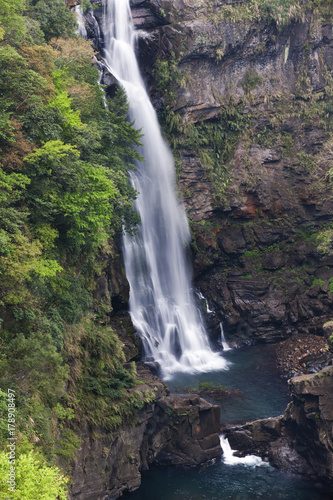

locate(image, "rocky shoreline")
[[225, 365, 333, 489], [70, 365, 222, 500]]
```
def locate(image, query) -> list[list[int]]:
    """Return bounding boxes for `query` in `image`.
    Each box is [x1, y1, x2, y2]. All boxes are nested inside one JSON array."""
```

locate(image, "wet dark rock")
[[276, 332, 329, 377], [130, 0, 170, 30], [93, 241, 129, 315], [217, 227, 246, 256], [262, 251, 284, 270], [301, 351, 333, 374]]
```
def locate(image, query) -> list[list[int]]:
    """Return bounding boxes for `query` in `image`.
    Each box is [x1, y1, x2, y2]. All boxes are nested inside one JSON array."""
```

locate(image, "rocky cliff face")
[[128, 0, 333, 345], [225, 365, 333, 487], [70, 365, 221, 500]]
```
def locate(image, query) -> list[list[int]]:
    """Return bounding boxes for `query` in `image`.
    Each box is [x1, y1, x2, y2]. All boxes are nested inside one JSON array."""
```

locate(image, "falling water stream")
[[74, 5, 87, 38], [102, 0, 228, 379]]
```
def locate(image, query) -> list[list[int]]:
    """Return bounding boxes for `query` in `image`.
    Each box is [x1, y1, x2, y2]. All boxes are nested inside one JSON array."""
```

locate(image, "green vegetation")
[[153, 50, 188, 104], [158, 97, 248, 203], [0, 449, 68, 499], [328, 278, 333, 295], [0, 1, 148, 497], [209, 0, 333, 27], [240, 68, 263, 94], [209, 0, 304, 26], [311, 278, 325, 288], [197, 381, 227, 392]]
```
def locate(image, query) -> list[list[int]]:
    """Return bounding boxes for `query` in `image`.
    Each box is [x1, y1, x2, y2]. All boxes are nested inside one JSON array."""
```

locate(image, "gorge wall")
[[127, 0, 333, 345], [68, 1, 333, 496]]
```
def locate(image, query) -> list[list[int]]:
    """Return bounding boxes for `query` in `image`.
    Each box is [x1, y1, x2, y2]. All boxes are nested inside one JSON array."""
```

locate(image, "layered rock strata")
[[127, 0, 333, 345], [80, 1, 333, 347]]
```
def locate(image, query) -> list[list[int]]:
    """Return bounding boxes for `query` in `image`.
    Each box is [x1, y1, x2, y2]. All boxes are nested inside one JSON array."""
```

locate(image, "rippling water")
[[126, 462, 327, 500]]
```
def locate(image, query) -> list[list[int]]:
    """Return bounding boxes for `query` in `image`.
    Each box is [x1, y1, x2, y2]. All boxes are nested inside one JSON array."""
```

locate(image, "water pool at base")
[[168, 344, 290, 425], [126, 462, 328, 500], [126, 344, 330, 500]]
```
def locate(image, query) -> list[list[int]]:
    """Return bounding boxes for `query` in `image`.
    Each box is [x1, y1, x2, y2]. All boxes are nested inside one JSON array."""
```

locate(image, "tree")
[[0, 450, 68, 499], [0, 0, 26, 42], [31, 0, 76, 41], [24, 140, 118, 251]]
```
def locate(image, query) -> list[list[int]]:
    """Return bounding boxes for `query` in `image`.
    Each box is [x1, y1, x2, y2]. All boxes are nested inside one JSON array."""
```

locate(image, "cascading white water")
[[196, 291, 214, 314], [103, 0, 228, 379], [220, 322, 232, 351], [74, 5, 87, 38], [220, 435, 268, 467]]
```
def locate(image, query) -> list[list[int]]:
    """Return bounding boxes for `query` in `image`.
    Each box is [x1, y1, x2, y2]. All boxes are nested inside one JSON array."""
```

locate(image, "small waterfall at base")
[[220, 322, 232, 351], [102, 0, 228, 379], [220, 435, 268, 467], [196, 291, 214, 314]]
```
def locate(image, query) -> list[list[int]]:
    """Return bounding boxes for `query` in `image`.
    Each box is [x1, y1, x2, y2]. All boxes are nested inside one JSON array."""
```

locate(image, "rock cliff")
[[66, 226, 222, 499], [69, 1, 333, 496], [71, 365, 221, 499]]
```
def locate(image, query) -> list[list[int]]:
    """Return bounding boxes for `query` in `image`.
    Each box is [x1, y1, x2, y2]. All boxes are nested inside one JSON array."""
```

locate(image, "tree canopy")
[[0, 2, 144, 498]]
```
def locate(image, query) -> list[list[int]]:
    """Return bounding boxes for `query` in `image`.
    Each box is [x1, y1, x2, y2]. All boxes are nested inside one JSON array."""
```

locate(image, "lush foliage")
[[63, 318, 155, 433], [0, 1, 146, 497], [0, 449, 68, 499], [209, 0, 333, 27], [158, 97, 248, 203]]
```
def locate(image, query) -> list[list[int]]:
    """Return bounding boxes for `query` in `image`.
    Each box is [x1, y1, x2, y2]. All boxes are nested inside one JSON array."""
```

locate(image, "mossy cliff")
[[128, 0, 333, 345]]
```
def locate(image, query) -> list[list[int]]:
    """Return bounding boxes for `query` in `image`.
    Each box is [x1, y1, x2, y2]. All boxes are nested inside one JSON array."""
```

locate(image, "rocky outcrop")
[[324, 320, 333, 353], [225, 365, 333, 485], [71, 365, 221, 500], [92, 239, 143, 362], [196, 235, 333, 344]]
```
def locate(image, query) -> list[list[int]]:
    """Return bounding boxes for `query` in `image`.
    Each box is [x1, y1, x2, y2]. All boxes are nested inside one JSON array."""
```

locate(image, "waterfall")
[[220, 322, 232, 351], [196, 291, 214, 314], [74, 5, 87, 39], [102, 0, 228, 379], [220, 435, 268, 467]]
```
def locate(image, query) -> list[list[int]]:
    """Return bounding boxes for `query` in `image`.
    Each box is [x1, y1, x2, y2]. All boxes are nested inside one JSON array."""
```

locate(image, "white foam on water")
[[220, 435, 269, 467]]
